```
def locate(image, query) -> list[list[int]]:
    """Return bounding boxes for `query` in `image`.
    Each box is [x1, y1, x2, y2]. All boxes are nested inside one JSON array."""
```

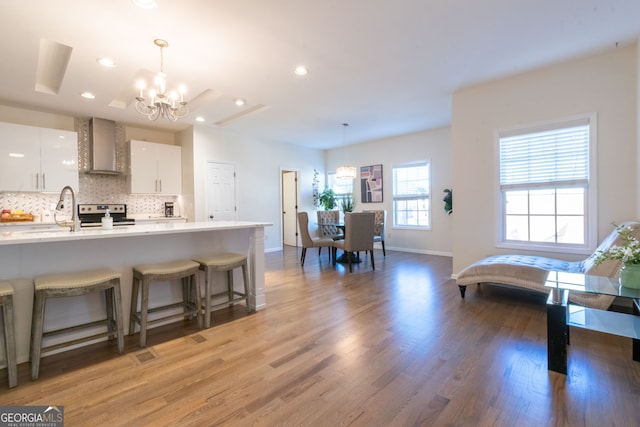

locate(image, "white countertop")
[[0, 221, 272, 245], [127, 215, 188, 221]]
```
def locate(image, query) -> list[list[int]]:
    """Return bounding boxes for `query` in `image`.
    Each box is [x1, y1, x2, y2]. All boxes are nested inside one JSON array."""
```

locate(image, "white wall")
[[0, 105, 74, 130], [451, 45, 638, 274], [188, 126, 325, 252], [325, 127, 453, 255]]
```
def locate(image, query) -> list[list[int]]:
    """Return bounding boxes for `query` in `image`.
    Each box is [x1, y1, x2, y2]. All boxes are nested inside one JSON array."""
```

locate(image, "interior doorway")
[[281, 170, 299, 247]]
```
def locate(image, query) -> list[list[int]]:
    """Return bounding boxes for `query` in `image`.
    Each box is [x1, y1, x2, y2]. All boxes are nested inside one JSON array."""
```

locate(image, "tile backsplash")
[[0, 118, 179, 219]]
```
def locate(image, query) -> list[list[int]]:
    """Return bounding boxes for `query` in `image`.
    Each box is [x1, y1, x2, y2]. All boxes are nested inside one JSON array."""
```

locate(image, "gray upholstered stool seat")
[[192, 253, 251, 329], [30, 269, 124, 380], [0, 281, 17, 388], [129, 259, 201, 347]]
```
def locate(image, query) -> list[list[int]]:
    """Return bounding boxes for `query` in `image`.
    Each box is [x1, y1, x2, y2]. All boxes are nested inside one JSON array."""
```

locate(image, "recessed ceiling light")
[[234, 98, 246, 107], [97, 57, 117, 67], [80, 92, 95, 99], [195, 116, 205, 122], [294, 65, 309, 76], [132, 0, 157, 8]]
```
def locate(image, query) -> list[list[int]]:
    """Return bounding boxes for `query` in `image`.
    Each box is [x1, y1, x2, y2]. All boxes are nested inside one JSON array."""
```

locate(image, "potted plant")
[[443, 188, 452, 215], [340, 194, 355, 213], [318, 188, 337, 210]]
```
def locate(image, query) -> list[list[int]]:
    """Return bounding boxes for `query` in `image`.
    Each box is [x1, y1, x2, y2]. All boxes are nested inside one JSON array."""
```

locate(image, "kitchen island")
[[0, 221, 270, 364]]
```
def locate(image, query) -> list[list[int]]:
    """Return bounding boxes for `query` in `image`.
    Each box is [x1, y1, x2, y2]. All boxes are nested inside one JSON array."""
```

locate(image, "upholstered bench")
[[456, 222, 640, 310]]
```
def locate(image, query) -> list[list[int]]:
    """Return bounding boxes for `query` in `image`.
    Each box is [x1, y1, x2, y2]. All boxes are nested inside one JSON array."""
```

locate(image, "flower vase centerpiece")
[[595, 223, 640, 289]]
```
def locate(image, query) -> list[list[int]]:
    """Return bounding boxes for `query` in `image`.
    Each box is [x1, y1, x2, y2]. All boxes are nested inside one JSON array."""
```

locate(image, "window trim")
[[392, 160, 432, 230], [495, 113, 598, 255]]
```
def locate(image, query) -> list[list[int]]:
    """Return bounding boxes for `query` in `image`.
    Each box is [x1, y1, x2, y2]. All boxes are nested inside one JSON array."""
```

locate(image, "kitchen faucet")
[[54, 185, 79, 232]]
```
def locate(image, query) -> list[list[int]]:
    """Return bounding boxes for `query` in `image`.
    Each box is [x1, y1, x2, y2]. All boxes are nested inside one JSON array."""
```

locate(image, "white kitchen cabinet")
[[0, 122, 78, 192], [39, 127, 79, 191], [128, 140, 182, 194]]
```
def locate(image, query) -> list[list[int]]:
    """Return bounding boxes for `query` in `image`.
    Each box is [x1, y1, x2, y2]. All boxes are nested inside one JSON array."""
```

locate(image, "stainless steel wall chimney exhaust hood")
[[87, 117, 122, 175]]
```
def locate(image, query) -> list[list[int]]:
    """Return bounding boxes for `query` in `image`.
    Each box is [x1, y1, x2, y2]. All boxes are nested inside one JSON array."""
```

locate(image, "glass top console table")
[[545, 271, 640, 374]]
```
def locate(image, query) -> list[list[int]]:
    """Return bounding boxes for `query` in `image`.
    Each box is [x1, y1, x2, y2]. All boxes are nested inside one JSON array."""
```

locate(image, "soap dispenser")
[[101, 208, 113, 230]]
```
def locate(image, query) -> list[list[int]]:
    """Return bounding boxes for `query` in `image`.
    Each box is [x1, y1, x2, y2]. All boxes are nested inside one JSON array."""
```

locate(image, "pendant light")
[[336, 123, 357, 180], [135, 39, 189, 121]]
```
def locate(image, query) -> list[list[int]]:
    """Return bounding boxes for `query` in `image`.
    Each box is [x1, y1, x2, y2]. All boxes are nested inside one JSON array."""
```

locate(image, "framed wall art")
[[360, 164, 383, 203]]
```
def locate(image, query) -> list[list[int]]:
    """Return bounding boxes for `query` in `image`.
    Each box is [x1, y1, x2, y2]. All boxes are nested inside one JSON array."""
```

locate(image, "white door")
[[206, 161, 236, 221], [282, 170, 298, 246]]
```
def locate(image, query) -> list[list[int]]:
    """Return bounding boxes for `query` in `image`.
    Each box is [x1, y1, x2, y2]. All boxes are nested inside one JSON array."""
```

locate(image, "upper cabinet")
[[0, 121, 78, 192], [128, 140, 182, 195]]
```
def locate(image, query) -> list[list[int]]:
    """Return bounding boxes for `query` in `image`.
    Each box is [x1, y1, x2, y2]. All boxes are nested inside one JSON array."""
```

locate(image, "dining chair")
[[298, 211, 334, 266], [364, 209, 386, 256], [316, 210, 344, 240], [332, 212, 375, 272]]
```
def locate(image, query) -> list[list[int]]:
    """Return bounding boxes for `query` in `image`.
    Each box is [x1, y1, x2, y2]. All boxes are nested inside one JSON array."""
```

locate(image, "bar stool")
[[30, 269, 124, 380], [192, 253, 251, 329], [129, 259, 201, 347], [0, 281, 17, 388]]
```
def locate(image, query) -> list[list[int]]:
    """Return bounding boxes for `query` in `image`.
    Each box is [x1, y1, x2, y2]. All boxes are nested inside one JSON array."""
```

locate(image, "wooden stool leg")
[[105, 287, 115, 340], [30, 290, 47, 380], [2, 296, 17, 388], [204, 268, 212, 329], [129, 276, 140, 335], [193, 273, 202, 329], [227, 270, 234, 302], [241, 262, 251, 312], [112, 282, 125, 353], [182, 277, 191, 321], [139, 277, 150, 348]]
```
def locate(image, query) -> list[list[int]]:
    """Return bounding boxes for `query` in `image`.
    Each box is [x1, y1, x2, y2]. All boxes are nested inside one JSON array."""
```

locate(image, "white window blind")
[[393, 163, 430, 198], [499, 123, 589, 189]]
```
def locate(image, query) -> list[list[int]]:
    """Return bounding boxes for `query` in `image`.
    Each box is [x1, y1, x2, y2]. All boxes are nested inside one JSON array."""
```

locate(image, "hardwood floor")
[[2, 246, 640, 426]]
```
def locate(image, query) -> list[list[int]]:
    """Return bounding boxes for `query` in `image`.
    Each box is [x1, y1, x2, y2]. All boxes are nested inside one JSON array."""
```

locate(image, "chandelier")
[[336, 123, 357, 180], [135, 39, 189, 121]]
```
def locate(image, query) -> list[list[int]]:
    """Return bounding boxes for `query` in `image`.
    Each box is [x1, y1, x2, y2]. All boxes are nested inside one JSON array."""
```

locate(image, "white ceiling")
[[1, 0, 639, 149]]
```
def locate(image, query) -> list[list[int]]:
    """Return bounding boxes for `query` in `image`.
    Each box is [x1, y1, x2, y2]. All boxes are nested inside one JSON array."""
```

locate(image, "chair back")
[[297, 212, 314, 248], [343, 212, 375, 252], [317, 210, 342, 237], [364, 210, 386, 239]]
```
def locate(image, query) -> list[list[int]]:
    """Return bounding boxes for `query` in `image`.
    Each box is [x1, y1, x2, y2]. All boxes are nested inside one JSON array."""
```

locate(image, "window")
[[328, 172, 353, 198], [498, 115, 596, 252], [393, 162, 430, 228], [327, 172, 354, 211]]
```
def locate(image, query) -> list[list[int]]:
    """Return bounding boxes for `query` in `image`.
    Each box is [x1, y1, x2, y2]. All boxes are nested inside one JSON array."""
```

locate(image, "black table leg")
[[547, 289, 569, 374], [633, 299, 640, 361], [335, 251, 361, 264]]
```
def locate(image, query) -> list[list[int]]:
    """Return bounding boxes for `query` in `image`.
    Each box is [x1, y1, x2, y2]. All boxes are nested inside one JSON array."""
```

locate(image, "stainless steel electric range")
[[78, 204, 135, 227]]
